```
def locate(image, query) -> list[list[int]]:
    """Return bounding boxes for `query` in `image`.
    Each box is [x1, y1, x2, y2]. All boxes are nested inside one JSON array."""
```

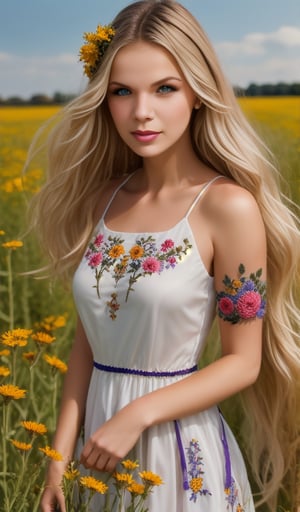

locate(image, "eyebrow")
[[109, 76, 183, 87]]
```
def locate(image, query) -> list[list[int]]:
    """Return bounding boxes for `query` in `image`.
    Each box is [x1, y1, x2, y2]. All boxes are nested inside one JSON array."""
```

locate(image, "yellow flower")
[[0, 230, 5, 235], [139, 471, 163, 486], [10, 439, 32, 451], [109, 244, 125, 258], [121, 459, 140, 471], [64, 467, 80, 481], [232, 279, 242, 289], [39, 446, 63, 461], [189, 477, 203, 493], [31, 332, 55, 345], [1, 328, 32, 348], [1, 240, 23, 249], [21, 420, 47, 435], [79, 25, 115, 78], [0, 384, 26, 402], [43, 354, 68, 373], [0, 349, 10, 357], [225, 286, 238, 296], [236, 505, 244, 512], [80, 476, 108, 494], [129, 245, 144, 259], [113, 472, 134, 487], [0, 366, 10, 377], [38, 315, 67, 331], [22, 351, 37, 363], [127, 481, 145, 495]]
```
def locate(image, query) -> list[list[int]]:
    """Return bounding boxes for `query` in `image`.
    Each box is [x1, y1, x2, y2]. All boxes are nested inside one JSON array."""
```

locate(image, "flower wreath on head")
[[79, 24, 115, 79]]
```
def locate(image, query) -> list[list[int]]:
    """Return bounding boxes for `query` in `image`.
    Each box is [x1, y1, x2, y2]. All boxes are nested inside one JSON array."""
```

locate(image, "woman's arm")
[[80, 183, 266, 473], [41, 318, 93, 512]]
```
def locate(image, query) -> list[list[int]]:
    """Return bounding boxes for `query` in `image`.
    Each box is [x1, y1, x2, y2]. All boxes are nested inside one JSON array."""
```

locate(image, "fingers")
[[80, 439, 120, 473], [40, 486, 66, 512]]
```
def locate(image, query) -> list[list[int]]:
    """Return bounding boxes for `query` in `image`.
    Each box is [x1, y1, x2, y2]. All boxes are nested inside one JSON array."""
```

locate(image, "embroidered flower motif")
[[216, 264, 266, 324], [185, 439, 211, 502], [160, 239, 174, 252], [225, 478, 244, 511], [129, 245, 145, 259], [142, 256, 161, 273], [108, 244, 125, 259], [85, 233, 192, 320]]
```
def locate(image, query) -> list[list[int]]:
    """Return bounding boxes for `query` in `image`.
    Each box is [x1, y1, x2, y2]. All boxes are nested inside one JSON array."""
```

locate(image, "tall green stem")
[[6, 251, 14, 330], [1, 403, 9, 509]]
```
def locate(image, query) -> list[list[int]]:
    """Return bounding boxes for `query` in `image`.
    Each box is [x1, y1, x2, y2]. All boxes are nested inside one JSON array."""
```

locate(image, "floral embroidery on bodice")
[[85, 232, 192, 319]]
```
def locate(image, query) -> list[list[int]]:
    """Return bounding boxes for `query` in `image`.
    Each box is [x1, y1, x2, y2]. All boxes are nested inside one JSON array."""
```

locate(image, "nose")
[[133, 93, 154, 121]]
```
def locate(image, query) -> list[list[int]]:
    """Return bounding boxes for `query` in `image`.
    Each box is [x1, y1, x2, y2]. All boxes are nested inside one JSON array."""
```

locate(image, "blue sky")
[[0, 0, 299, 98]]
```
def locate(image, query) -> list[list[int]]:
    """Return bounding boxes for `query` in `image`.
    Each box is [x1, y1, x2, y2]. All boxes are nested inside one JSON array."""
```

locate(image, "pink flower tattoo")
[[216, 264, 266, 324]]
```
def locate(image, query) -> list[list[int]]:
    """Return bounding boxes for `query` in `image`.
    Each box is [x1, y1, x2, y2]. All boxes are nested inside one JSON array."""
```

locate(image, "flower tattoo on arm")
[[216, 264, 266, 324]]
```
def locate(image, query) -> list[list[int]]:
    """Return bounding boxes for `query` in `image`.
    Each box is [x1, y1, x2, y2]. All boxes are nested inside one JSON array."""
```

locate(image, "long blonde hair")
[[27, 1, 300, 508]]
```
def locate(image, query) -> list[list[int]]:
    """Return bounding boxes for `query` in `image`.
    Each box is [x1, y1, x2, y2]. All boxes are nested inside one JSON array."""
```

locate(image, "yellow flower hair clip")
[[79, 24, 115, 79]]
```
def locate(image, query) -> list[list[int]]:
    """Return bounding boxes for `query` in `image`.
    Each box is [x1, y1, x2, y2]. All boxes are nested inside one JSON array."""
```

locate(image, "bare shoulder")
[[203, 178, 263, 226]]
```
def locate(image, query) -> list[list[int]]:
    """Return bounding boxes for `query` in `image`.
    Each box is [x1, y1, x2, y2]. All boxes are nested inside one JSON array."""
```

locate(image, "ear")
[[194, 99, 201, 110]]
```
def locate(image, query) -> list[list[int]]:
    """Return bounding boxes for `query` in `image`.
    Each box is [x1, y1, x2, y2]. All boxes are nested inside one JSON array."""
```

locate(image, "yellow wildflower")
[[127, 482, 145, 495], [139, 471, 163, 486], [10, 439, 32, 451], [64, 467, 80, 481], [1, 328, 32, 348], [39, 446, 63, 461], [109, 244, 125, 258], [0, 230, 5, 235], [1, 240, 23, 250], [0, 384, 26, 402], [79, 25, 115, 78], [43, 354, 68, 373], [22, 351, 37, 363], [0, 366, 10, 377], [37, 315, 67, 332], [189, 477, 203, 493], [113, 472, 134, 487], [129, 245, 144, 259], [0, 349, 10, 357], [31, 332, 55, 345], [80, 476, 108, 494], [121, 459, 140, 471], [21, 420, 47, 435]]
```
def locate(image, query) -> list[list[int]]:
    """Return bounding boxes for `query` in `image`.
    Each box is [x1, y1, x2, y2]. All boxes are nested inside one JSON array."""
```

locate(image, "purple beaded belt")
[[93, 361, 198, 377], [93, 361, 232, 491]]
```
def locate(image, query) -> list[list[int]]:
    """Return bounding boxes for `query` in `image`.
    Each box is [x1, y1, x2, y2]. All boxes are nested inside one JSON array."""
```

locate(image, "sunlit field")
[[0, 99, 299, 511]]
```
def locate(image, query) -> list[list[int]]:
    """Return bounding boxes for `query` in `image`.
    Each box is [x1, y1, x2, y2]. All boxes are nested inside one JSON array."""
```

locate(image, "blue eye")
[[158, 85, 176, 94], [113, 88, 131, 96]]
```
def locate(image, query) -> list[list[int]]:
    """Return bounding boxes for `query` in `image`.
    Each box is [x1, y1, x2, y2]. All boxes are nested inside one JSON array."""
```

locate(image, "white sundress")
[[72, 174, 255, 511]]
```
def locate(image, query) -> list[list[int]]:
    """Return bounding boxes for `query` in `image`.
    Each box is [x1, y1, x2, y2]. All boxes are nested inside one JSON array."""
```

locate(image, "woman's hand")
[[40, 461, 66, 512], [80, 401, 145, 473]]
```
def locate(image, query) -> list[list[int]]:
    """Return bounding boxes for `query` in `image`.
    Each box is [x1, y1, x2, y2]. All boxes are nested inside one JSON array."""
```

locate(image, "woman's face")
[[107, 41, 199, 159]]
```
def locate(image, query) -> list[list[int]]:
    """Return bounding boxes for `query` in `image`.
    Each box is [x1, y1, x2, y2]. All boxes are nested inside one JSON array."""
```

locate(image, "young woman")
[[29, 1, 300, 511]]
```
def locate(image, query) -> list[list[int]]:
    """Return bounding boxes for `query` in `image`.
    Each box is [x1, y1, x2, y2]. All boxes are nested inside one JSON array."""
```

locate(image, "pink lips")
[[132, 130, 160, 142]]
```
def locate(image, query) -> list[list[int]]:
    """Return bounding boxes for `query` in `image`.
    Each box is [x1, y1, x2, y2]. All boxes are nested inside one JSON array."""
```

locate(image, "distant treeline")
[[0, 82, 300, 105]]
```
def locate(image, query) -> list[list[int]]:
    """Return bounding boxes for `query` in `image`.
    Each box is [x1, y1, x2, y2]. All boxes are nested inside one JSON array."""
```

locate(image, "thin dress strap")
[[185, 175, 224, 218], [101, 173, 135, 219]]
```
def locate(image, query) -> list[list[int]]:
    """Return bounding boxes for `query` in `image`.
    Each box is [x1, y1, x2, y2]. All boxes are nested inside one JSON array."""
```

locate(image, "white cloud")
[[216, 25, 300, 58], [215, 25, 300, 86], [0, 52, 86, 98]]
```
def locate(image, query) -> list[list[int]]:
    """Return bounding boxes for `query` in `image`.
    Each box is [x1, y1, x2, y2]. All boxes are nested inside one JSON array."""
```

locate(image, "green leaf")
[[238, 263, 245, 275]]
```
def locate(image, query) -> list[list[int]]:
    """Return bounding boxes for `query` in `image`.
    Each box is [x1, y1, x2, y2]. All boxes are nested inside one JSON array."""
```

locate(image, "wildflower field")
[[0, 97, 299, 511]]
